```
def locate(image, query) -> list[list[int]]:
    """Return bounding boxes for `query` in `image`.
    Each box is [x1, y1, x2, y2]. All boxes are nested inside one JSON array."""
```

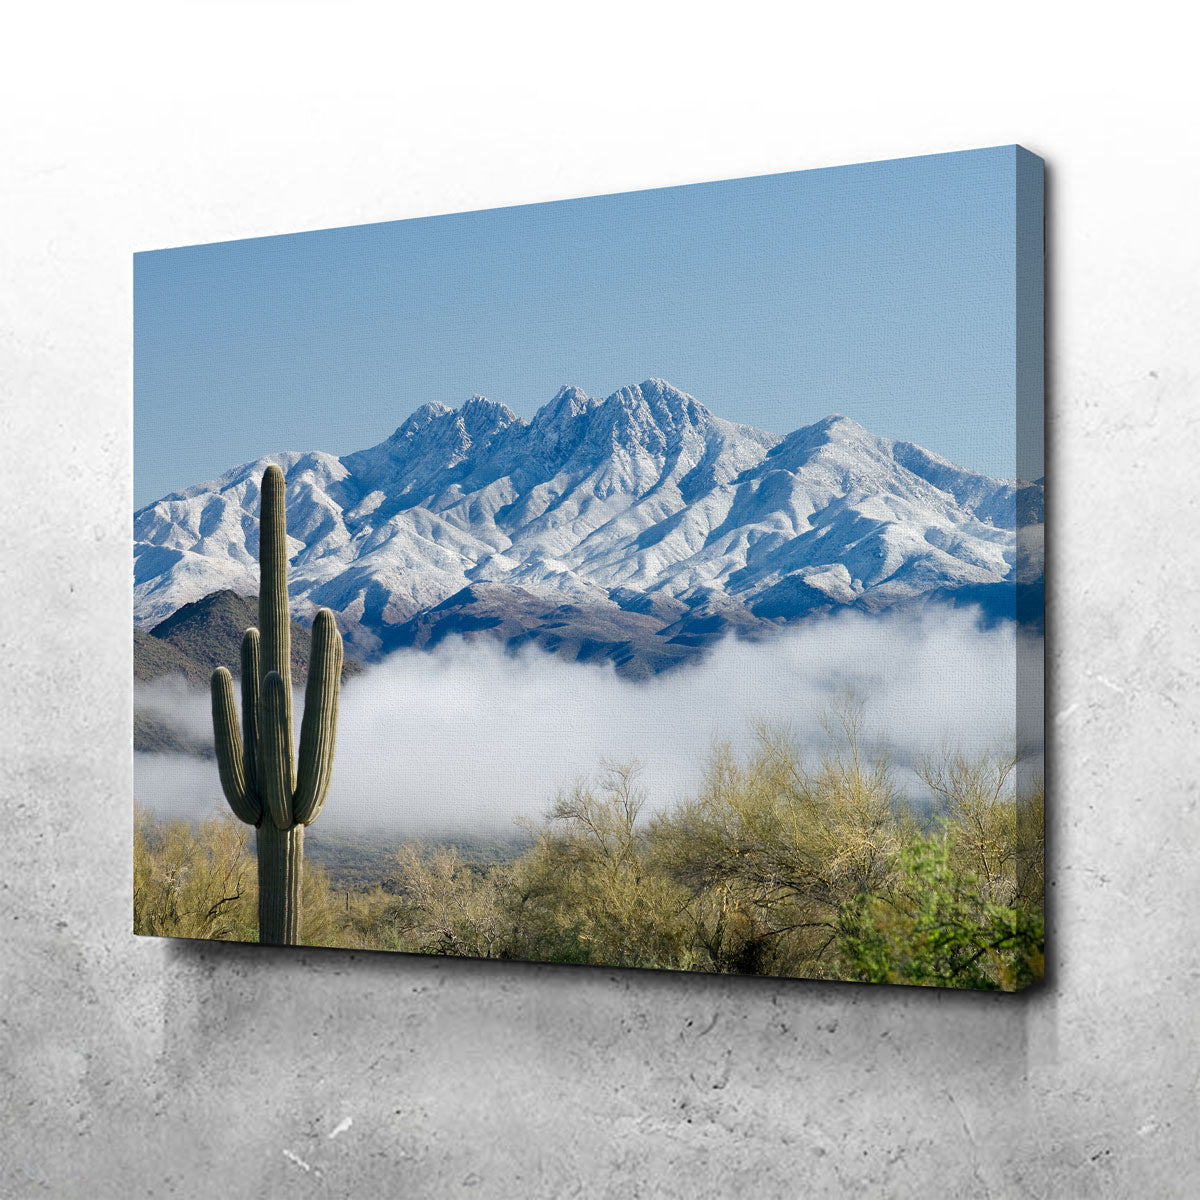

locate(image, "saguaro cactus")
[[210, 464, 343, 945]]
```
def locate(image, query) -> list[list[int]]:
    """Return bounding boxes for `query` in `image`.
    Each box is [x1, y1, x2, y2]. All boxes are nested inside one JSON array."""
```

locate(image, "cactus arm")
[[240, 628, 261, 798], [293, 608, 343, 826], [210, 667, 262, 826], [258, 463, 294, 780], [260, 670, 295, 831]]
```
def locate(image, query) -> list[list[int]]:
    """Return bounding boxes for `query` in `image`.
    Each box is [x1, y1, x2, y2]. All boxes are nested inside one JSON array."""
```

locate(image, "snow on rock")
[[134, 380, 1039, 637]]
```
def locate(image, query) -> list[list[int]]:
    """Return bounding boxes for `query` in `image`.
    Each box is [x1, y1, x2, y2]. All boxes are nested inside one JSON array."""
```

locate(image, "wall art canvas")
[[133, 146, 1045, 990]]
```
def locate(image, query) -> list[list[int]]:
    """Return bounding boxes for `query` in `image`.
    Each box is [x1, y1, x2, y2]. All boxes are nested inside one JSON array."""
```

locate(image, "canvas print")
[[133, 146, 1044, 990]]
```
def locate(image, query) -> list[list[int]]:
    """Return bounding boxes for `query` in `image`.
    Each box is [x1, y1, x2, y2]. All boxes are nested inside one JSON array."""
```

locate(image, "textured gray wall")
[[3, 5, 1198, 1196]]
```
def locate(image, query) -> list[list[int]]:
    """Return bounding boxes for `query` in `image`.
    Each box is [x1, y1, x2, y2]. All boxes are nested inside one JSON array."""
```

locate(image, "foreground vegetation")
[[135, 716, 1044, 990]]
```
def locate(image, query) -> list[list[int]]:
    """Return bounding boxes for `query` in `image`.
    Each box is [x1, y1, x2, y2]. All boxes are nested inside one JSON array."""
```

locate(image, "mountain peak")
[[528, 385, 598, 449], [458, 393, 520, 430], [639, 377, 686, 396], [136, 382, 1026, 645], [391, 400, 452, 441], [536, 384, 595, 418], [550, 384, 591, 405], [762, 411, 880, 470], [382, 394, 518, 455], [602, 379, 713, 427], [810, 412, 865, 435], [790, 412, 875, 446]]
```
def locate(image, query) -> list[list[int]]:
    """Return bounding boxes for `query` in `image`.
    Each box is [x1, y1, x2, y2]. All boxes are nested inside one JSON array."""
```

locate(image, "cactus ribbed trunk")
[[210, 463, 343, 948], [257, 822, 303, 946], [258, 466, 294, 794]]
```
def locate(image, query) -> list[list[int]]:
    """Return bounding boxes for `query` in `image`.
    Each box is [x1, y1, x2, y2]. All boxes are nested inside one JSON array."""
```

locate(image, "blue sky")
[[134, 146, 1041, 508]]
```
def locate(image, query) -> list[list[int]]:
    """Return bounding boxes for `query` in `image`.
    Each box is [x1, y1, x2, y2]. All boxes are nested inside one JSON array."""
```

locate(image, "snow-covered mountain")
[[134, 379, 1040, 660]]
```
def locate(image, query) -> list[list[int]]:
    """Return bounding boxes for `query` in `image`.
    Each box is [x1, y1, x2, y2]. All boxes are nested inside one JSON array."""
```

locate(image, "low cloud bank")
[[136, 674, 211, 742], [135, 607, 1040, 839]]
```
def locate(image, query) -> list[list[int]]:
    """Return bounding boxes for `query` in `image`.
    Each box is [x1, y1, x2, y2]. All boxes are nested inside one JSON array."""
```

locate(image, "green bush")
[[837, 833, 1045, 990]]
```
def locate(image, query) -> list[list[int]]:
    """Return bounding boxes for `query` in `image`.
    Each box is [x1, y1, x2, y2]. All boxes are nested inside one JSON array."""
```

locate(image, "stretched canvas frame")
[[133, 145, 1044, 990]]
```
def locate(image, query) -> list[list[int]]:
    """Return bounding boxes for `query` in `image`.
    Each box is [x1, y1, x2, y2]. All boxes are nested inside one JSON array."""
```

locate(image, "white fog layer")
[[135, 607, 1039, 838]]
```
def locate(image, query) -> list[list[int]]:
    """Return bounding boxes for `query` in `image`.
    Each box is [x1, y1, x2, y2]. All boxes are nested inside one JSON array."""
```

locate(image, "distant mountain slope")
[[382, 582, 702, 680], [142, 589, 361, 685], [134, 379, 1041, 662], [134, 629, 210, 687], [134, 590, 362, 754]]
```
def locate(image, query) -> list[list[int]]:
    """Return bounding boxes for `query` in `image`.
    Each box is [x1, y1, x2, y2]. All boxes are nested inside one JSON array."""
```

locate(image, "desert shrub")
[[292, 856, 354, 948], [507, 761, 698, 970], [920, 750, 1019, 899], [380, 845, 514, 958], [1014, 777, 1046, 909], [133, 806, 258, 942], [134, 715, 1044, 990], [648, 710, 913, 978], [134, 807, 357, 948]]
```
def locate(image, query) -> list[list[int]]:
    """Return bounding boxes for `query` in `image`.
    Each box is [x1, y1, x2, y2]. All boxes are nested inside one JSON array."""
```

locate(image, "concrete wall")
[[3, 3, 1197, 1195]]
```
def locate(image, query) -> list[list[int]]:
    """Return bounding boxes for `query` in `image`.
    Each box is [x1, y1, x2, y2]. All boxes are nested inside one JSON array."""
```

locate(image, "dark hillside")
[[148, 589, 363, 685], [135, 590, 363, 754]]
